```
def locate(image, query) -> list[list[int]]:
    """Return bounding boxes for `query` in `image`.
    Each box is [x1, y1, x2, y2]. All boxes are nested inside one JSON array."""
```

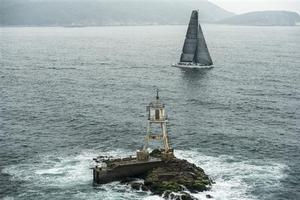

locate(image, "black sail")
[[180, 10, 198, 62], [194, 24, 213, 65], [180, 10, 213, 66]]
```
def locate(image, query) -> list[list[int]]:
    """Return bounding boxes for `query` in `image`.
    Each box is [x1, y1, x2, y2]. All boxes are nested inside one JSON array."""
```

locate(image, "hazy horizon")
[[2, 0, 300, 15], [208, 0, 300, 14]]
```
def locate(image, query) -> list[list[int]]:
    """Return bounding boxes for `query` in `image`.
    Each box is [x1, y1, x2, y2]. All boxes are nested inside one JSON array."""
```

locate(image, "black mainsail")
[[179, 10, 213, 66]]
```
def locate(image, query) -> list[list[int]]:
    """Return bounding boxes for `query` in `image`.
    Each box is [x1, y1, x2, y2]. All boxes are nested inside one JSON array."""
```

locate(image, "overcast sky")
[[208, 0, 300, 14], [11, 0, 300, 14]]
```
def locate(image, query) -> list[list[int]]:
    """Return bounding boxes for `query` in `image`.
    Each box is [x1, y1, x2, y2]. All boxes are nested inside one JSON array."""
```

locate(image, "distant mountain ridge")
[[218, 11, 300, 26], [0, 0, 234, 26]]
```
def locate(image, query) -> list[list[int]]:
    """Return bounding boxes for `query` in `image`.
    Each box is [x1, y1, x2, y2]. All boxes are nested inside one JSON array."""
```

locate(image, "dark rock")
[[120, 177, 138, 184], [206, 194, 213, 198], [181, 192, 197, 200], [130, 182, 142, 190], [123, 149, 212, 199], [141, 185, 149, 191], [162, 190, 171, 198], [163, 191, 197, 200], [149, 149, 163, 157]]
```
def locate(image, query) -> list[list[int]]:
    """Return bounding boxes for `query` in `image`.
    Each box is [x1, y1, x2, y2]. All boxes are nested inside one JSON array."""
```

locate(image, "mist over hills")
[[219, 11, 300, 26], [1, 0, 299, 26], [0, 0, 234, 26]]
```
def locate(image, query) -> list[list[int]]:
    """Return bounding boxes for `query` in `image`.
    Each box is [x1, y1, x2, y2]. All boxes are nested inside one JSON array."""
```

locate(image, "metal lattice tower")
[[144, 90, 171, 153]]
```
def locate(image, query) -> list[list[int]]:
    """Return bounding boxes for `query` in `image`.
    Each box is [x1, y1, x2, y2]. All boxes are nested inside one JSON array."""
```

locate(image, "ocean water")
[[0, 25, 299, 200]]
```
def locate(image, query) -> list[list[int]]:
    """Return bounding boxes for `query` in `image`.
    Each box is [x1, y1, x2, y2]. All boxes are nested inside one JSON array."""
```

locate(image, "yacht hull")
[[172, 63, 213, 69]]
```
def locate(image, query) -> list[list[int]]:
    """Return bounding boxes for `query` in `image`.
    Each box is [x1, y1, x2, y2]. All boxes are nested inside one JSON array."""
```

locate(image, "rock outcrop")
[[123, 149, 213, 199]]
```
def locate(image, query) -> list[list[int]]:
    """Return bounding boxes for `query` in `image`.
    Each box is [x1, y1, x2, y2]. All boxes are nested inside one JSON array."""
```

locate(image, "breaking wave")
[[175, 150, 288, 200], [2, 149, 287, 200]]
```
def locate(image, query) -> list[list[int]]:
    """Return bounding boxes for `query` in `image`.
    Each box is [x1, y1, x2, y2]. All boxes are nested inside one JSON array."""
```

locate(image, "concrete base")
[[93, 158, 163, 184]]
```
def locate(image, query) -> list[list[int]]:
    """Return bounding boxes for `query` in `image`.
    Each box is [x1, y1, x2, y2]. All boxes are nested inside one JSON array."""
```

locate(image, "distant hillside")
[[219, 11, 300, 26], [0, 0, 234, 26]]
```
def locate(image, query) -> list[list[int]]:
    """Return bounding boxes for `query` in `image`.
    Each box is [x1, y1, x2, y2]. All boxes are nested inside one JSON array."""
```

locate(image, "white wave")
[[175, 150, 288, 200], [72, 181, 164, 200], [2, 149, 288, 200], [2, 149, 162, 199], [2, 149, 135, 186], [2, 197, 15, 200], [3, 151, 93, 186]]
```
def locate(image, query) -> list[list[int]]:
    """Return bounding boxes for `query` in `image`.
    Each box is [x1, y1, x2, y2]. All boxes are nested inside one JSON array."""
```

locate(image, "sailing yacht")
[[172, 10, 213, 69]]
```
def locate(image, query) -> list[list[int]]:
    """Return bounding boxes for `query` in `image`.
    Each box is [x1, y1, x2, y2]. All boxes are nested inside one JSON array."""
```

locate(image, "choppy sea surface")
[[0, 25, 299, 200]]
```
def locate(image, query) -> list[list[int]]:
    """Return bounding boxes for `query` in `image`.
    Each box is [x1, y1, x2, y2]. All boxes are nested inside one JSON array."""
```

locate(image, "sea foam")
[[175, 150, 288, 200], [2, 149, 287, 200]]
